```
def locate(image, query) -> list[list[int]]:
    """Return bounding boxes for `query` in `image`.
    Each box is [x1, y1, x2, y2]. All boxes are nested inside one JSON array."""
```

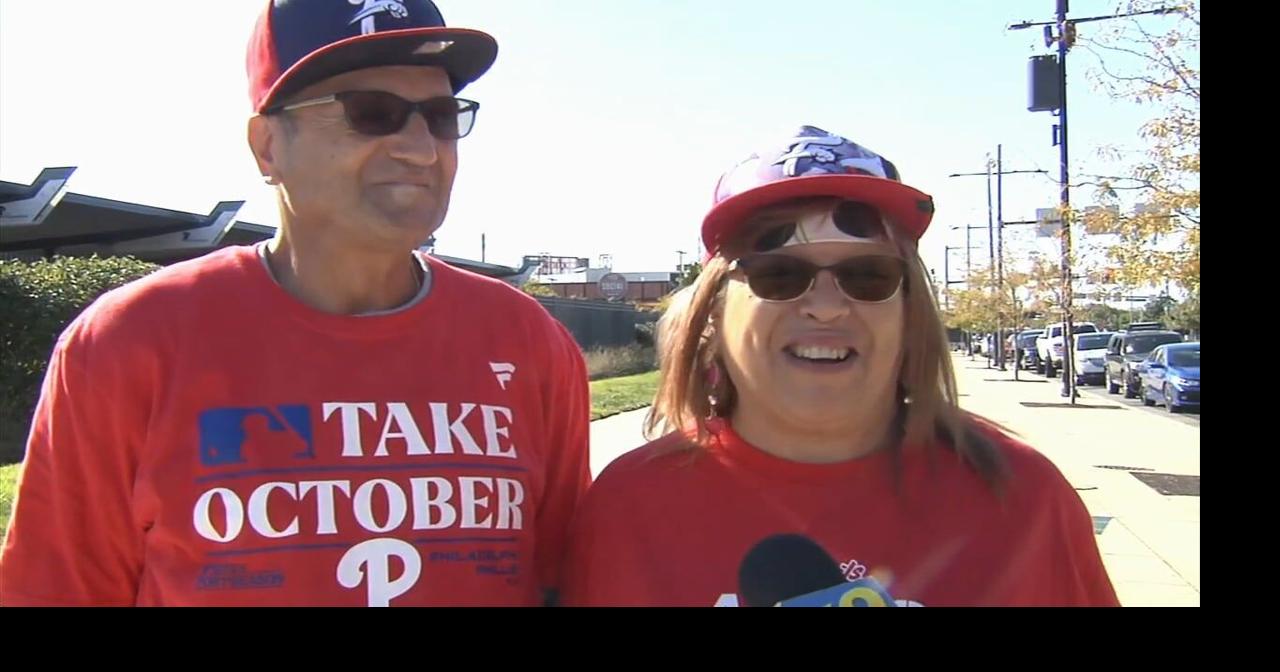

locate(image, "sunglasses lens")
[[752, 222, 797, 253], [420, 98, 478, 140], [342, 91, 412, 135], [741, 256, 815, 301], [832, 201, 886, 239], [834, 255, 905, 301]]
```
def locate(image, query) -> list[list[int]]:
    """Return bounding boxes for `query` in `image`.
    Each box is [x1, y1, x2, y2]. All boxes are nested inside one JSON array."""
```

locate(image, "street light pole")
[[997, 145, 1006, 368], [943, 253, 951, 310], [1054, 0, 1078, 401], [966, 218, 972, 279]]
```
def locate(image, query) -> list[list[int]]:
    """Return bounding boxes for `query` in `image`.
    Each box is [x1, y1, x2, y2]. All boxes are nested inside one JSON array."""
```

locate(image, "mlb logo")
[[198, 406, 314, 466]]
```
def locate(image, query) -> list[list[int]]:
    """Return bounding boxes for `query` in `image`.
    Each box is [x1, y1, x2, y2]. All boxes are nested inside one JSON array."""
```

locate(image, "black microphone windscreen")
[[737, 533, 845, 607]]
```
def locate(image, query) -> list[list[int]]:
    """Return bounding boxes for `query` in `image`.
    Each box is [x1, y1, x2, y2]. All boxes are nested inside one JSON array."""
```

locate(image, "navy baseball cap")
[[247, 0, 498, 113]]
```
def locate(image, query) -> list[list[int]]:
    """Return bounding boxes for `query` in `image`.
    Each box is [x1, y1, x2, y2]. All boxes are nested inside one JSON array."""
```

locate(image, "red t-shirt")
[[562, 419, 1118, 607], [1, 245, 591, 606]]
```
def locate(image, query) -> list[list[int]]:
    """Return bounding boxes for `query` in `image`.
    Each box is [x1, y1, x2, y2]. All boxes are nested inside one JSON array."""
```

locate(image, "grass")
[[589, 370, 660, 420], [1, 462, 18, 538]]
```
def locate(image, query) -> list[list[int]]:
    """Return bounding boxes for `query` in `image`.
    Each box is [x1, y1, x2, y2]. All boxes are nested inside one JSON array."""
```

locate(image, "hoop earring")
[[707, 360, 726, 412]]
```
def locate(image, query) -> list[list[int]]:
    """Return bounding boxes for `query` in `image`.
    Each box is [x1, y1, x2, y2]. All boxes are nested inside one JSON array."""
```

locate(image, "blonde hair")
[[646, 200, 1008, 489]]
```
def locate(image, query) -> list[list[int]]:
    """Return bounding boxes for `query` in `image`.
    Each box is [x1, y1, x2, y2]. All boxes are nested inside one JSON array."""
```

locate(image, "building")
[[527, 261, 675, 302], [2, 167, 273, 265]]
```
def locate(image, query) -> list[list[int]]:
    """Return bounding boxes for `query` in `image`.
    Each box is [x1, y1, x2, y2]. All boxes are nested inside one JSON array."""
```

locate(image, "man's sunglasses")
[[730, 254, 907, 303], [265, 90, 479, 140]]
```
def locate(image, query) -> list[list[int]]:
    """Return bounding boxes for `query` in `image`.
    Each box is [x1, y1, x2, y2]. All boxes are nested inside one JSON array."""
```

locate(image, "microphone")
[[737, 533, 896, 607]]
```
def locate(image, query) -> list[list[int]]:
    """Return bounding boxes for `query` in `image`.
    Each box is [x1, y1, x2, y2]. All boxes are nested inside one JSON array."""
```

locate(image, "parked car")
[[1015, 329, 1044, 370], [1072, 332, 1114, 386], [1104, 329, 1184, 398], [1136, 342, 1200, 413], [1037, 321, 1098, 377]]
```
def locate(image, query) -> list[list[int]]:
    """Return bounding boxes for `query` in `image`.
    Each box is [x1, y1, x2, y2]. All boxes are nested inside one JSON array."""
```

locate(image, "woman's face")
[[717, 202, 907, 434]]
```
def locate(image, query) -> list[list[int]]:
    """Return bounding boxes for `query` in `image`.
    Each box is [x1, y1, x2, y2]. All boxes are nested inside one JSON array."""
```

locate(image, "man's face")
[[254, 65, 459, 251]]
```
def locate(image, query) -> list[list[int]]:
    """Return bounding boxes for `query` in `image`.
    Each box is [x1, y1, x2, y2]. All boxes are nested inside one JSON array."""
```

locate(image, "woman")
[[560, 126, 1118, 607]]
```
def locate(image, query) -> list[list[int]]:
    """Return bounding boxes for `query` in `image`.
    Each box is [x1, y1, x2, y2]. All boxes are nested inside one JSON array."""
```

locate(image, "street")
[[1076, 382, 1200, 429]]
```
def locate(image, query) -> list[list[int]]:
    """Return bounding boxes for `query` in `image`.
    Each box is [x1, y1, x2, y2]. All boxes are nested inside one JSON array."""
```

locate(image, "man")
[[0, 0, 591, 607]]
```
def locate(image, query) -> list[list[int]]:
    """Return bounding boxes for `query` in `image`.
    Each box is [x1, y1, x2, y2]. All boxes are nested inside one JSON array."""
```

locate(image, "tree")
[[1142, 294, 1176, 323], [1078, 303, 1128, 331], [676, 261, 701, 288], [1168, 291, 1199, 336], [945, 286, 996, 335], [944, 264, 1028, 335], [1078, 1, 1199, 295], [520, 280, 557, 298], [1025, 254, 1066, 318]]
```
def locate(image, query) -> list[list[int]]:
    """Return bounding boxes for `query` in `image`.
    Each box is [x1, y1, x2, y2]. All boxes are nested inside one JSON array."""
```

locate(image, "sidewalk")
[[949, 353, 1199, 607], [588, 407, 655, 478], [587, 354, 1199, 607]]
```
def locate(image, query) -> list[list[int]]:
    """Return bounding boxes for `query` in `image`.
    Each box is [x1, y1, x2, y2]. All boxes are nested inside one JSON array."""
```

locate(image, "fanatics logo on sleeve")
[[489, 362, 515, 390]]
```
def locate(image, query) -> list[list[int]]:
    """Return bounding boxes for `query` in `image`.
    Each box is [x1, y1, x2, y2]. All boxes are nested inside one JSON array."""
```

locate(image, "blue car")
[[1137, 342, 1200, 413]]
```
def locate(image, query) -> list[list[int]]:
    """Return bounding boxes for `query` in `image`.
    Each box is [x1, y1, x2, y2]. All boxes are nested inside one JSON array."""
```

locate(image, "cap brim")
[[701, 174, 934, 258], [258, 27, 497, 112]]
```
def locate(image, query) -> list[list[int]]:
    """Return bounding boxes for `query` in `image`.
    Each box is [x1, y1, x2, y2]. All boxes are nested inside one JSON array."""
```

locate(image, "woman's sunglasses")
[[266, 90, 479, 140], [730, 253, 907, 303]]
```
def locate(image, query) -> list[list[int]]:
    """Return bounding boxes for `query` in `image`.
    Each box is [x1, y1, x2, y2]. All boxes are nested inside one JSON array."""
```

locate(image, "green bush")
[[0, 255, 160, 463], [584, 344, 656, 381], [634, 321, 656, 347]]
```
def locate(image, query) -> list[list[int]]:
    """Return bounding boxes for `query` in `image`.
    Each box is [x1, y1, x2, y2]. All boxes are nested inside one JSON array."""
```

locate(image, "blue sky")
[[0, 0, 1179, 280]]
